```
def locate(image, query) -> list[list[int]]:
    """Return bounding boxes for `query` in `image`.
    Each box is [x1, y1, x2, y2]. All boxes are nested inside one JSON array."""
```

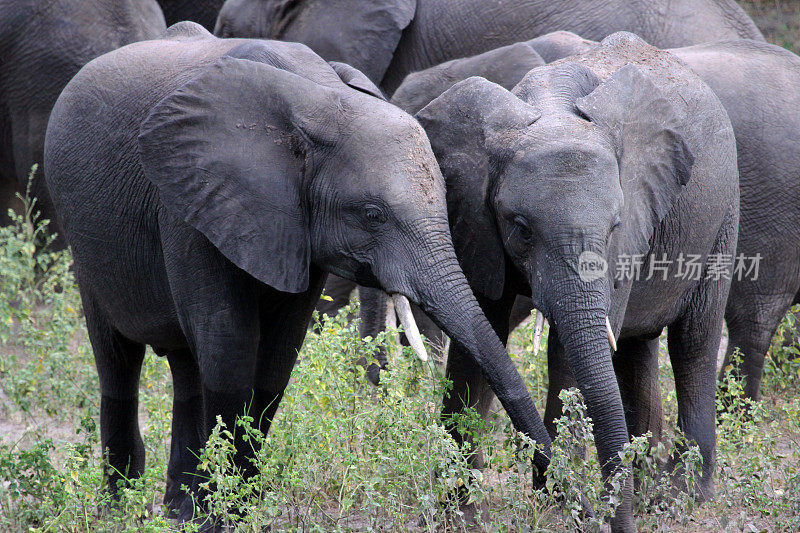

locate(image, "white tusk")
[[385, 295, 397, 330], [532, 311, 546, 354], [606, 316, 617, 352], [392, 294, 429, 362]]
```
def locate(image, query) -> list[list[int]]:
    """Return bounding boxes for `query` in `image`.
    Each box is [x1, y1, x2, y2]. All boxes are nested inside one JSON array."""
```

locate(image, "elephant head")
[[417, 60, 693, 492], [135, 36, 552, 468], [214, 0, 416, 84]]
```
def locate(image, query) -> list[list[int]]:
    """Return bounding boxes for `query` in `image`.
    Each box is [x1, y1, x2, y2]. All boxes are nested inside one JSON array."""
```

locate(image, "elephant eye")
[[513, 215, 532, 242], [611, 214, 621, 231], [364, 204, 387, 226]]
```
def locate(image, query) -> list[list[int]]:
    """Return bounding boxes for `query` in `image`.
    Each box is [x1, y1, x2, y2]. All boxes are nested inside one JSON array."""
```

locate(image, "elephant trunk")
[[538, 264, 634, 529], [404, 240, 552, 475]]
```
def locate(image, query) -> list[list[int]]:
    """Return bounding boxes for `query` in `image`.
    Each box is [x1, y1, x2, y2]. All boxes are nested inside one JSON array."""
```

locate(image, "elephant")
[[0, 0, 166, 245], [213, 0, 762, 346], [43, 22, 553, 524], [414, 33, 739, 530], [157, 0, 226, 31], [518, 32, 800, 402], [675, 41, 800, 402], [212, 0, 763, 95]]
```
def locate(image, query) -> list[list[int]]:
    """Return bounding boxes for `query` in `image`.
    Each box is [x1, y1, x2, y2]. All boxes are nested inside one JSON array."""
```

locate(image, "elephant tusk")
[[392, 294, 429, 362], [606, 316, 617, 352], [532, 311, 546, 354]]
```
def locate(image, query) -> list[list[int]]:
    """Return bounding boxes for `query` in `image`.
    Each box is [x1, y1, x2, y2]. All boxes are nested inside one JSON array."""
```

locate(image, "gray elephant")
[[415, 33, 739, 530], [520, 32, 800, 402], [0, 0, 166, 244], [157, 0, 226, 31], [213, 0, 763, 94], [43, 22, 552, 524]]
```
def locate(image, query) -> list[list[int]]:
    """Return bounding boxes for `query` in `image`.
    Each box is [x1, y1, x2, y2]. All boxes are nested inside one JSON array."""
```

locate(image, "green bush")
[[1, 166, 799, 530]]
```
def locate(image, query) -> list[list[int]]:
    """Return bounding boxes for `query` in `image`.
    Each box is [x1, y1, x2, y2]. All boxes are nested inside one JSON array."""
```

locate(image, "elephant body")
[[214, 0, 763, 94], [0, 0, 165, 239], [416, 33, 738, 530], [44, 22, 552, 522], [157, 0, 226, 31]]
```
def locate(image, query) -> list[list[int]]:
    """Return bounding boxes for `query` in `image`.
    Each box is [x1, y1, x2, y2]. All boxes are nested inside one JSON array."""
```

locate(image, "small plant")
[[544, 388, 632, 531]]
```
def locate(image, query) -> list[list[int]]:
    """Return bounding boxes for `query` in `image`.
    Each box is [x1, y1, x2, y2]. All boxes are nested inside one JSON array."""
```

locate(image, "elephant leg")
[[162, 348, 203, 515], [508, 295, 534, 333], [251, 269, 327, 460], [667, 300, 725, 501], [81, 288, 146, 495], [357, 286, 389, 384], [612, 337, 663, 443], [11, 109, 65, 248], [0, 174, 23, 227], [161, 228, 265, 522], [542, 332, 579, 438], [314, 274, 356, 323], [723, 288, 797, 401]]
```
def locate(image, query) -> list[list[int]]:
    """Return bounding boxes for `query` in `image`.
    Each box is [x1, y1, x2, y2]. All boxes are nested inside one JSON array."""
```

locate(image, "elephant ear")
[[139, 55, 338, 293], [329, 61, 386, 100], [416, 77, 541, 300], [574, 64, 694, 262], [277, 0, 416, 84]]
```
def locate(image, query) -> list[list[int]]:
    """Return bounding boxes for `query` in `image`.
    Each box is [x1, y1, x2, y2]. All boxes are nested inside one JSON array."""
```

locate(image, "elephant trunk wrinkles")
[[409, 240, 552, 474], [543, 269, 634, 526]]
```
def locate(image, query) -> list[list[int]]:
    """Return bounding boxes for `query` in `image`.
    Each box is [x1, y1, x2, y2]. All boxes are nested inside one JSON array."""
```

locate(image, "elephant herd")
[[2, 0, 798, 531]]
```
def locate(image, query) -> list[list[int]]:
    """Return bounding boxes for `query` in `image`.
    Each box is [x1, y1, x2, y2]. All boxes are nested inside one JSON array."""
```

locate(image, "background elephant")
[[157, 0, 226, 31], [43, 22, 552, 523], [213, 0, 763, 95], [214, 0, 762, 342], [0, 0, 165, 245], [520, 32, 800, 402], [416, 33, 739, 530], [674, 40, 800, 402]]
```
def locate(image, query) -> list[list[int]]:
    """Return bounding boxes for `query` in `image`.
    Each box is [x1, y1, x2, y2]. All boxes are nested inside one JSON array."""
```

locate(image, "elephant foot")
[[663, 455, 714, 504], [610, 510, 636, 533], [454, 500, 489, 531]]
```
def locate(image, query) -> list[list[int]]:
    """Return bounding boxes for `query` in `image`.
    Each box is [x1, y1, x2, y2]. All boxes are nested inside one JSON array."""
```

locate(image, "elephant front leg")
[[162, 348, 203, 518], [613, 337, 664, 443], [667, 295, 727, 501]]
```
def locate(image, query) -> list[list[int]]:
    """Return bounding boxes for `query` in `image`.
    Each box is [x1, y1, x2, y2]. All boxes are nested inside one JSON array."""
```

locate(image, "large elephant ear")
[[139, 55, 338, 293], [575, 64, 694, 261], [416, 77, 541, 300]]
